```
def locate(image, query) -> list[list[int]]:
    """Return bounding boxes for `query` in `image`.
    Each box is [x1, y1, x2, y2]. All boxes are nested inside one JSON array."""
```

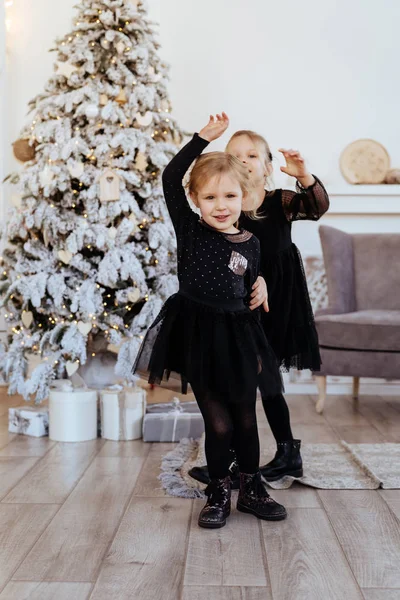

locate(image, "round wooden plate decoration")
[[340, 139, 390, 184]]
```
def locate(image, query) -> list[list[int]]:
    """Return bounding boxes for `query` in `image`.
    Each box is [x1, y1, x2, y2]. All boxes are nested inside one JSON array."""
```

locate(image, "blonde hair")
[[226, 130, 274, 219], [187, 151, 255, 207]]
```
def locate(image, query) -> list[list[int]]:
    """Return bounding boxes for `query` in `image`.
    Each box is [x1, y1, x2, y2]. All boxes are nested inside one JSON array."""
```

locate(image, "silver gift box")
[[143, 399, 204, 442]]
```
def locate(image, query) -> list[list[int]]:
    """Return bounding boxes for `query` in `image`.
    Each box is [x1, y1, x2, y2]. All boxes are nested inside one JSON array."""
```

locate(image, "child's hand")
[[250, 276, 269, 312], [279, 149, 310, 179], [199, 113, 229, 142]]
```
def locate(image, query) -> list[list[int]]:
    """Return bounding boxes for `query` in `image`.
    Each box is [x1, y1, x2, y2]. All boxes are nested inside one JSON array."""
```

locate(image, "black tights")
[[261, 392, 294, 442], [192, 385, 260, 479]]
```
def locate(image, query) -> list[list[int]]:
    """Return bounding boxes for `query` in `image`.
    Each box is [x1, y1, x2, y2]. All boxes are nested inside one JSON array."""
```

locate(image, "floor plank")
[[0, 458, 39, 501], [333, 425, 387, 443], [181, 587, 242, 600], [132, 443, 173, 497], [0, 433, 16, 451], [354, 397, 400, 442], [0, 582, 92, 600], [263, 508, 363, 600], [2, 440, 104, 504], [13, 457, 144, 583], [184, 499, 268, 588], [321, 395, 373, 428], [97, 439, 151, 458], [362, 592, 400, 600], [0, 437, 55, 458], [0, 504, 59, 593], [290, 423, 339, 443], [379, 490, 400, 520], [319, 490, 400, 588], [268, 485, 321, 509], [90, 497, 192, 600]]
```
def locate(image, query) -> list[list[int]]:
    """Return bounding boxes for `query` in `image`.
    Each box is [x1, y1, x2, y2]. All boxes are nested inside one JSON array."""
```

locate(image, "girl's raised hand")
[[278, 149, 310, 179], [199, 113, 229, 142]]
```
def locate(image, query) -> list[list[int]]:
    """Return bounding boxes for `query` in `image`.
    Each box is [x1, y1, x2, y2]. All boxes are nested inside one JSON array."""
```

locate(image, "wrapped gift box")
[[143, 398, 204, 442], [49, 381, 98, 442], [100, 385, 146, 441], [9, 406, 49, 437]]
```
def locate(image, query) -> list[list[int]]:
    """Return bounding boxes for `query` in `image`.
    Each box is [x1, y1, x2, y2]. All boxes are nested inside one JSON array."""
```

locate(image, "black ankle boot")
[[237, 471, 287, 521], [189, 449, 240, 490], [260, 440, 303, 482], [198, 476, 231, 529]]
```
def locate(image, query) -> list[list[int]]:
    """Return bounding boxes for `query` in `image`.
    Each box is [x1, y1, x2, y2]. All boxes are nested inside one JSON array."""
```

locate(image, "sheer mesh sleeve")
[[162, 133, 209, 232], [281, 175, 330, 222]]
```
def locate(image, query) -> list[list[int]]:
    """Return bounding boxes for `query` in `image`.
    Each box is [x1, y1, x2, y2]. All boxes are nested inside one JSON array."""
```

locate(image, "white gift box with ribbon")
[[100, 384, 146, 441], [9, 406, 49, 437], [49, 379, 98, 442], [143, 398, 204, 443]]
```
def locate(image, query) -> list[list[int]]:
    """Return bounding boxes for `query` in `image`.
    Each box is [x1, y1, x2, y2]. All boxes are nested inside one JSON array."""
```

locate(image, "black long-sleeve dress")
[[133, 134, 283, 402], [240, 179, 330, 371]]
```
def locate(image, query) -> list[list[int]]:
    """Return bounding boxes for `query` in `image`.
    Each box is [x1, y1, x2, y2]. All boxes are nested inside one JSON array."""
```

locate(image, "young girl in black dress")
[[190, 125, 329, 486], [134, 114, 286, 528]]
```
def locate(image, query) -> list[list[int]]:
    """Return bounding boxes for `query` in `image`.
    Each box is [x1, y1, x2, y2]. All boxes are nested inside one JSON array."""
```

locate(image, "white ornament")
[[85, 104, 100, 119], [66, 361, 79, 377], [108, 227, 118, 240], [101, 38, 110, 50], [56, 61, 78, 79], [68, 161, 84, 179], [11, 194, 22, 208], [43, 229, 50, 247], [135, 152, 148, 172], [107, 344, 121, 354], [128, 289, 140, 303], [77, 321, 92, 336], [128, 213, 138, 231], [116, 41, 125, 55], [99, 169, 121, 203], [40, 167, 55, 187], [135, 111, 153, 127], [58, 250, 73, 264], [22, 311, 33, 328]]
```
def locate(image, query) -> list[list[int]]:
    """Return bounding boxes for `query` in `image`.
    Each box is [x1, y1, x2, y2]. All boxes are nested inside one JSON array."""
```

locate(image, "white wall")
[[3, 0, 400, 257]]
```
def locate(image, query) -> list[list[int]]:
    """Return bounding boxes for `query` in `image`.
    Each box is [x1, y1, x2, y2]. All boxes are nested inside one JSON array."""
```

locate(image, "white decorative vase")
[[100, 386, 146, 441], [49, 388, 98, 442]]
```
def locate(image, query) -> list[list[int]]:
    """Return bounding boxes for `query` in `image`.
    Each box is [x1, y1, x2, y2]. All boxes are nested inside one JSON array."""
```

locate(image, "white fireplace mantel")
[[325, 184, 400, 214]]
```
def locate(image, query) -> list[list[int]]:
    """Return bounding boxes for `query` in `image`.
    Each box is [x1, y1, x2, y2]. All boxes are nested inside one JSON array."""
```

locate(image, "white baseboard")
[[283, 372, 400, 396]]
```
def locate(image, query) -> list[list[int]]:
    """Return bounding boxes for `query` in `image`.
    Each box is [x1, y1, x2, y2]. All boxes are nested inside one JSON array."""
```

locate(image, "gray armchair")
[[314, 225, 400, 413]]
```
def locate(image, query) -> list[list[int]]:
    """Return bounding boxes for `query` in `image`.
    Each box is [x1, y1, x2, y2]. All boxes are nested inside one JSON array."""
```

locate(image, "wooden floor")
[[1, 388, 400, 600]]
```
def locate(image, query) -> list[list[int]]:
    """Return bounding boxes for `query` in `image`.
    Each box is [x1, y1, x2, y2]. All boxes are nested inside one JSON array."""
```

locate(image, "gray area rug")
[[159, 434, 400, 499]]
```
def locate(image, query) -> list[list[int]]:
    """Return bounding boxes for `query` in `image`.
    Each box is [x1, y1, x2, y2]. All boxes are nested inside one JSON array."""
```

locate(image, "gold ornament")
[[12, 139, 36, 162], [56, 61, 79, 79], [99, 169, 121, 202], [58, 250, 73, 264], [99, 94, 108, 106], [115, 89, 128, 104], [135, 152, 148, 172], [22, 311, 34, 328]]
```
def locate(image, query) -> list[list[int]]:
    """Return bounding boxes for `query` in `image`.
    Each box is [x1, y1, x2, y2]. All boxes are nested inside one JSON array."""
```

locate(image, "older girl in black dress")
[[190, 121, 329, 485]]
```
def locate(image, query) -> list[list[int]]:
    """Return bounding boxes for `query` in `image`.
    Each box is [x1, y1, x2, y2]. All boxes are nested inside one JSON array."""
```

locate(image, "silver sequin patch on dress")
[[228, 251, 248, 276]]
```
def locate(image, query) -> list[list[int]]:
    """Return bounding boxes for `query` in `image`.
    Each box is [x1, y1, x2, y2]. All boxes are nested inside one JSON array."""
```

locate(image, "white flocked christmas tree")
[[0, 0, 184, 402]]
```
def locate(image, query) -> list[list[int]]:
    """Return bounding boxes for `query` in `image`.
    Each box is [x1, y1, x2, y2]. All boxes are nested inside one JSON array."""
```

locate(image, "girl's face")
[[190, 173, 243, 233], [227, 135, 270, 187]]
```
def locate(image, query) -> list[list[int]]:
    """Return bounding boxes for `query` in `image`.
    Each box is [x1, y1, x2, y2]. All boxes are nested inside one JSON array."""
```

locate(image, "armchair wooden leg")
[[315, 376, 327, 414], [352, 376, 360, 405]]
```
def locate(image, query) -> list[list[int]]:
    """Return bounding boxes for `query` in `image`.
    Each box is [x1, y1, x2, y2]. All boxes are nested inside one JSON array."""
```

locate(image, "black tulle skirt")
[[133, 291, 283, 404], [261, 244, 322, 372]]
